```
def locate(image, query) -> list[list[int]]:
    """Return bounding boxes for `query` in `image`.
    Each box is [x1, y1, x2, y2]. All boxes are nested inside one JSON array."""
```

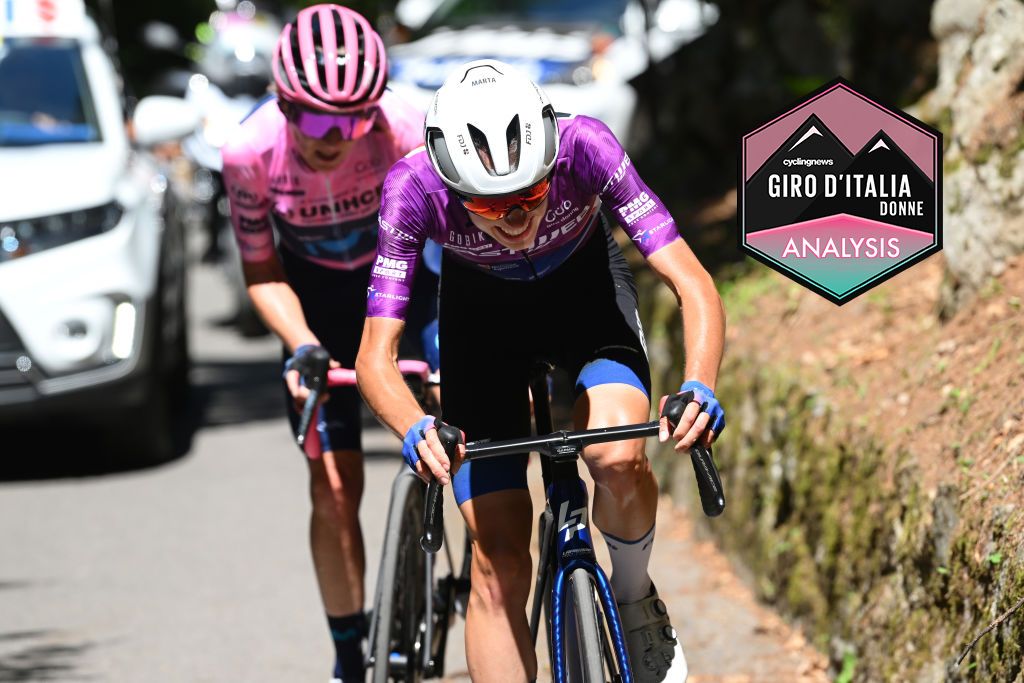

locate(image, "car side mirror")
[[131, 96, 200, 147]]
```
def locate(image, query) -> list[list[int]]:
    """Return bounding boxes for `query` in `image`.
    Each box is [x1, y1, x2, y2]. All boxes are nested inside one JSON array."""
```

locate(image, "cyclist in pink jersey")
[[220, 6, 437, 681], [357, 60, 726, 682]]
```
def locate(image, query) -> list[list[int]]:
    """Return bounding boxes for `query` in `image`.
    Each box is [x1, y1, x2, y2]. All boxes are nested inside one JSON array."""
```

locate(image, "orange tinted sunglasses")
[[457, 176, 552, 221]]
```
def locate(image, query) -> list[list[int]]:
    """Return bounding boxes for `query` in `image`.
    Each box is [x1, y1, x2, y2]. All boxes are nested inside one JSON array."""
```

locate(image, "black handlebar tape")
[[295, 391, 320, 448], [660, 390, 726, 517], [690, 445, 725, 517], [421, 419, 462, 554], [294, 347, 331, 449]]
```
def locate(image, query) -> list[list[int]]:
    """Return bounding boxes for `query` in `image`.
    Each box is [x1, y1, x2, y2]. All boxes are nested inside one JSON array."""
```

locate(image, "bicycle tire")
[[569, 568, 607, 683], [371, 470, 426, 683]]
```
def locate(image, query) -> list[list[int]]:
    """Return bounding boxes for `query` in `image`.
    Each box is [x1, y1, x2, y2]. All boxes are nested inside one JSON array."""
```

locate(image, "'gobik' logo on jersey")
[[739, 78, 942, 304]]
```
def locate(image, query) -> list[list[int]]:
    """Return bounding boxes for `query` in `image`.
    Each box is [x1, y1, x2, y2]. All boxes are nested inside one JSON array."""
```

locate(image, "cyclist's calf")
[[463, 490, 533, 613]]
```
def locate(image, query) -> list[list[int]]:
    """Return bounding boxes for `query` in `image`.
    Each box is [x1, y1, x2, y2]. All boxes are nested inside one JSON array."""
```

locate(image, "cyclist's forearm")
[[243, 259, 318, 352], [356, 318, 427, 439], [679, 272, 725, 388], [646, 240, 726, 388]]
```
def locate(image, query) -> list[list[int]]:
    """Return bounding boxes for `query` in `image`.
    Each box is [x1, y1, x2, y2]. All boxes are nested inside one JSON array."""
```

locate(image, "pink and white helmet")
[[272, 4, 388, 112]]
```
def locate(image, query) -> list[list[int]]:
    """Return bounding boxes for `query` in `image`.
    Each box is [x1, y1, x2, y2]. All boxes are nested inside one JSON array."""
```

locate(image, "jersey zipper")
[[521, 252, 539, 280], [323, 175, 339, 226]]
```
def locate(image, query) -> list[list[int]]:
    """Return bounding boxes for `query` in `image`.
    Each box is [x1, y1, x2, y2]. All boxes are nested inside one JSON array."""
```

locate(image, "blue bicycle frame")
[[546, 465, 633, 682]]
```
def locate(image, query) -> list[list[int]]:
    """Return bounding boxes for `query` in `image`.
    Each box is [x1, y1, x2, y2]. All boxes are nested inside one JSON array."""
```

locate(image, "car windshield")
[[0, 39, 102, 147], [427, 0, 630, 34]]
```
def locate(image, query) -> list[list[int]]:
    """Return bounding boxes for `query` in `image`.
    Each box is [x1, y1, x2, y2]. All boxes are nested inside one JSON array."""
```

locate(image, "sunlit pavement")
[[0, 241, 465, 681], [0, 235, 823, 682]]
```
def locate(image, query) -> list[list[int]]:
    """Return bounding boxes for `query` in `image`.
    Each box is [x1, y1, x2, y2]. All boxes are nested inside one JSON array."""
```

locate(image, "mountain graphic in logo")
[[744, 114, 853, 233], [798, 129, 935, 233]]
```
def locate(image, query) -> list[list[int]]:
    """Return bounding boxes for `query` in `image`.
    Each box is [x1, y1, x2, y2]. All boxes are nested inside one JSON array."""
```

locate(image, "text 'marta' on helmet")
[[425, 59, 559, 197], [272, 4, 387, 112]]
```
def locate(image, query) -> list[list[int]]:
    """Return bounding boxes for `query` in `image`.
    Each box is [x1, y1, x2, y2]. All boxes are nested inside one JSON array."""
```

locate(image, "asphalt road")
[[0, 243, 826, 682]]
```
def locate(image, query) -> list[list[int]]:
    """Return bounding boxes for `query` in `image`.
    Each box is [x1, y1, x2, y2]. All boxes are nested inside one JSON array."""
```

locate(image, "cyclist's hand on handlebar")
[[283, 344, 339, 407], [402, 415, 466, 485], [658, 380, 726, 450]]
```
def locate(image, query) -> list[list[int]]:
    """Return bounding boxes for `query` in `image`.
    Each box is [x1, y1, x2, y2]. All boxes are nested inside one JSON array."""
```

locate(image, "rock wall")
[[923, 0, 1024, 314], [641, 263, 1024, 681]]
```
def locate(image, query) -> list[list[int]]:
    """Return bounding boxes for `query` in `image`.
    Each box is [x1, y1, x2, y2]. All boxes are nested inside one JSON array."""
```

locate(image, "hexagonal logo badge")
[[740, 78, 942, 304]]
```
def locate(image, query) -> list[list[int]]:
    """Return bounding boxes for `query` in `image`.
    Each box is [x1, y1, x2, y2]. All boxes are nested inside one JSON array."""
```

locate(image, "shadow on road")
[[0, 358, 285, 482], [0, 630, 93, 682], [185, 358, 285, 429]]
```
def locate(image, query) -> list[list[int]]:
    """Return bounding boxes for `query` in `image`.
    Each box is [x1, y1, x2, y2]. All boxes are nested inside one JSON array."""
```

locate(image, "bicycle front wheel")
[[371, 470, 427, 683], [569, 568, 607, 683]]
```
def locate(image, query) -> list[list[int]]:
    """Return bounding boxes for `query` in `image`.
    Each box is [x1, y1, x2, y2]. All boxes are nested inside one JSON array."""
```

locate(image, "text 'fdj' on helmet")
[[272, 4, 387, 112], [425, 59, 559, 197]]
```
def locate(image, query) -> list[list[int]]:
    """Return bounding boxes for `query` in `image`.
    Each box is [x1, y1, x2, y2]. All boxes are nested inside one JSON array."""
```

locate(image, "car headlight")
[[0, 201, 124, 263]]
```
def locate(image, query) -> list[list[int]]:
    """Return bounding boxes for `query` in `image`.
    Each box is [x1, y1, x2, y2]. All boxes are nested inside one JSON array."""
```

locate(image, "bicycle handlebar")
[[294, 348, 331, 449], [420, 392, 726, 555], [421, 419, 461, 553], [293, 358, 432, 450]]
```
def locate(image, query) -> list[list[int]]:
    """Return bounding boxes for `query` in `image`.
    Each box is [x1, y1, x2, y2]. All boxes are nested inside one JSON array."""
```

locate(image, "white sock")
[[602, 524, 655, 603]]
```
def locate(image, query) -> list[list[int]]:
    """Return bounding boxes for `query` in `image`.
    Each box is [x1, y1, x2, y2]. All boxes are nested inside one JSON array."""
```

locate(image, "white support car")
[[0, 0, 199, 462], [388, 0, 718, 146]]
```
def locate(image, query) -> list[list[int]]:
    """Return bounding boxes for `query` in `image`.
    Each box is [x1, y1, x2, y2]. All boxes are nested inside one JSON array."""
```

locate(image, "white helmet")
[[425, 59, 560, 196]]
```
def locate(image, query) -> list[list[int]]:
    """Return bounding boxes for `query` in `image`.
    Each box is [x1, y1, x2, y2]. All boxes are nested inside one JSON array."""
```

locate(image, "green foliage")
[[783, 75, 830, 96], [718, 268, 780, 319], [836, 651, 857, 683], [972, 337, 1002, 375]]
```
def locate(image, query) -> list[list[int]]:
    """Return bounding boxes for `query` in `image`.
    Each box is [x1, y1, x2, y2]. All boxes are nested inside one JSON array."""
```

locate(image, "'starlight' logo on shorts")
[[739, 78, 941, 304]]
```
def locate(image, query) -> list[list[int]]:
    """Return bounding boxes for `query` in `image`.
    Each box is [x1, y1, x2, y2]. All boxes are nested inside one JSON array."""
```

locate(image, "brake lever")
[[660, 391, 726, 517]]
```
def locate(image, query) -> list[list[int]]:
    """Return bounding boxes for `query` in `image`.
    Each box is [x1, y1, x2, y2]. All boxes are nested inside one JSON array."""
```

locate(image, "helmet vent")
[[505, 115, 521, 173], [541, 106, 558, 166], [426, 128, 461, 184], [466, 123, 497, 176], [290, 8, 372, 108]]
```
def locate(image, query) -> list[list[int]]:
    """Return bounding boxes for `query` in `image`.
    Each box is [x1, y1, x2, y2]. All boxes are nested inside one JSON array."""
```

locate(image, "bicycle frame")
[[542, 449, 633, 682], [527, 369, 632, 682]]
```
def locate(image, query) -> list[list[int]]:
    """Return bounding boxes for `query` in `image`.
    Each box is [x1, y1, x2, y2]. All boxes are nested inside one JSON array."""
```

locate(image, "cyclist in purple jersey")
[[358, 60, 726, 682], [220, 6, 437, 682]]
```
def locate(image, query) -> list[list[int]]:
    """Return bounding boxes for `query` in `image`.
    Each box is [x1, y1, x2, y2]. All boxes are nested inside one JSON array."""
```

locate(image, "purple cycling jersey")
[[221, 90, 424, 270], [367, 115, 680, 320]]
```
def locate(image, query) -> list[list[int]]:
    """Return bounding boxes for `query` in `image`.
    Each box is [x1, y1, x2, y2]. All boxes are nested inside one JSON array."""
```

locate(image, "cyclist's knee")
[[471, 545, 533, 611], [587, 441, 650, 498], [308, 451, 363, 521]]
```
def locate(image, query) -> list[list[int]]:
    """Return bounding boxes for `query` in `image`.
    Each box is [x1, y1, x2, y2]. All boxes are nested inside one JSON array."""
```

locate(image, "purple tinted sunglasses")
[[289, 106, 379, 140]]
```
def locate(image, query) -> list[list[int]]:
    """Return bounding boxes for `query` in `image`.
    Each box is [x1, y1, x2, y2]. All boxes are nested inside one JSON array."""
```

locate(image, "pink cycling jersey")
[[221, 90, 424, 270], [367, 114, 681, 320]]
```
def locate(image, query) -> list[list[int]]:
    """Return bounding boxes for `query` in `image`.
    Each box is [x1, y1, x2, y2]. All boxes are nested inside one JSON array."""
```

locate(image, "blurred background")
[[2, 0, 1022, 681]]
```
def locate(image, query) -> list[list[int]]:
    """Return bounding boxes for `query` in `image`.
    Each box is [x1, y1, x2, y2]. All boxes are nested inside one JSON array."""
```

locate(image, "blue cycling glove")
[[679, 380, 726, 435], [402, 415, 437, 471], [283, 344, 320, 383]]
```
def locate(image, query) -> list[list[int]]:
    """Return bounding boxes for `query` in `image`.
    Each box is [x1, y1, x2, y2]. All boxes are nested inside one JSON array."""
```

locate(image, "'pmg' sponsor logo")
[[372, 255, 409, 281], [739, 78, 941, 304], [617, 191, 656, 227]]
